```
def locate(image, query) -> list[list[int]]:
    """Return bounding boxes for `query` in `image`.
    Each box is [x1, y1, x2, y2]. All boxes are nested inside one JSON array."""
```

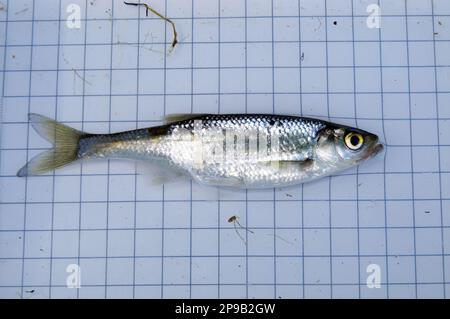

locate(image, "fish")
[[17, 113, 384, 189]]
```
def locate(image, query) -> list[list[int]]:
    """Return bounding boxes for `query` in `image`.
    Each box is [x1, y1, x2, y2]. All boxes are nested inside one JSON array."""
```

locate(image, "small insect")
[[17, 113, 383, 189], [228, 215, 253, 245]]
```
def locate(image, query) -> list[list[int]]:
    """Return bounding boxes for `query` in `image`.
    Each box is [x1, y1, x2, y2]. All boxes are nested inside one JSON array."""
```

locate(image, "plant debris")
[[124, 1, 178, 51]]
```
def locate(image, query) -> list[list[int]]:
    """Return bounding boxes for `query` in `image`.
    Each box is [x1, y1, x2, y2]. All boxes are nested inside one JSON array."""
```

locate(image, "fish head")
[[315, 124, 384, 169]]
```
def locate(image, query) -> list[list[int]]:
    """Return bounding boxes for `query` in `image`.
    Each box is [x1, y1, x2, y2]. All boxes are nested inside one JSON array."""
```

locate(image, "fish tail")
[[17, 113, 85, 177]]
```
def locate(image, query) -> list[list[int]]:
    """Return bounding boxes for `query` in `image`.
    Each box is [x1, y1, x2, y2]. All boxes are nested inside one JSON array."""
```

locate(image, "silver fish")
[[17, 113, 383, 189]]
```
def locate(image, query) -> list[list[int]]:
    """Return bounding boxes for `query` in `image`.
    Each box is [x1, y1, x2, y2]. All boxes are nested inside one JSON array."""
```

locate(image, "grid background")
[[0, 0, 449, 299]]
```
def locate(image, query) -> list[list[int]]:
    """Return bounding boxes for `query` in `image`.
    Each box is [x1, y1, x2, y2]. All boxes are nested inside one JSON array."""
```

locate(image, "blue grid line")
[[4, 38, 450, 47], [0, 0, 9, 195], [298, 0, 305, 299], [271, 0, 277, 299], [350, 0, 362, 299], [404, 1, 419, 298], [104, 0, 114, 299], [161, 0, 168, 299], [76, 0, 89, 300], [324, 0, 333, 299], [432, 0, 447, 299], [2, 224, 449, 232], [19, 0, 35, 299], [378, 0, 390, 299], [2, 252, 450, 260], [3, 13, 450, 22], [48, 0, 62, 298], [217, 0, 221, 299], [132, 0, 142, 299], [2, 197, 448, 204], [0, 282, 450, 288], [189, 0, 194, 299], [244, 0, 249, 298]]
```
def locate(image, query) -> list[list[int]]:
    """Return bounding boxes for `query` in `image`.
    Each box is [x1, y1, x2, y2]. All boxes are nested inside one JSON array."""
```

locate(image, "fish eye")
[[345, 132, 364, 150]]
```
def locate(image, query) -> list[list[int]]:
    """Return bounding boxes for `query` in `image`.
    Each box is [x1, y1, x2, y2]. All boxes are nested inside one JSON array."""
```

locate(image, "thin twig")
[[124, 1, 178, 50]]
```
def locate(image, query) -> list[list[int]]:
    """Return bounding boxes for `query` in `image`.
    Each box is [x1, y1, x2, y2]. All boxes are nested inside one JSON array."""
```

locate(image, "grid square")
[[328, 68, 354, 93], [273, 17, 299, 42], [410, 67, 436, 92], [276, 256, 302, 284], [107, 258, 134, 285], [191, 257, 218, 284], [53, 203, 79, 230], [301, 68, 327, 93], [300, 42, 326, 67], [332, 257, 359, 284], [416, 228, 443, 255], [163, 229, 190, 256], [107, 229, 135, 257], [304, 229, 330, 256], [304, 257, 330, 285], [192, 229, 218, 256], [359, 228, 386, 255], [52, 230, 79, 257], [135, 229, 162, 257], [407, 16, 434, 41], [300, 17, 326, 41], [193, 19, 218, 42], [274, 42, 300, 67], [248, 257, 274, 284], [163, 257, 190, 285], [416, 256, 444, 283], [380, 17, 407, 41], [80, 230, 107, 257], [381, 42, 407, 67], [386, 174, 413, 200], [331, 229, 358, 255], [275, 229, 302, 256], [388, 256, 416, 284], [387, 228, 415, 255], [327, 42, 353, 67], [327, 17, 353, 41], [220, 257, 246, 284]]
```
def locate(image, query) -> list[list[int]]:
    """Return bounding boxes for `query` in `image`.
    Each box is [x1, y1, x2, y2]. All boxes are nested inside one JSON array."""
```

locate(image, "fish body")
[[18, 113, 383, 189]]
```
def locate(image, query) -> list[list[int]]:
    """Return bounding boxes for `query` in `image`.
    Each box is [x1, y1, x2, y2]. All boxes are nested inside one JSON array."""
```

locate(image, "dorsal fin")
[[163, 113, 209, 124]]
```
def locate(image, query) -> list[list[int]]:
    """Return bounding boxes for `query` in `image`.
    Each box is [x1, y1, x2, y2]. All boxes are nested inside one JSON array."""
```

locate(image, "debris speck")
[[14, 7, 28, 15], [425, 211, 430, 214], [285, 193, 293, 198], [25, 289, 35, 294], [333, 20, 337, 26], [73, 69, 92, 86]]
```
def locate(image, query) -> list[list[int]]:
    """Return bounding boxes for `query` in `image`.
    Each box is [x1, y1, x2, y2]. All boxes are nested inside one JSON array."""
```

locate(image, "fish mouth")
[[364, 142, 384, 161]]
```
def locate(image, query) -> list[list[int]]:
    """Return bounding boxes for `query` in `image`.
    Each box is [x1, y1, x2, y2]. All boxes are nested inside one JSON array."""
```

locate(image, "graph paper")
[[0, 0, 449, 299]]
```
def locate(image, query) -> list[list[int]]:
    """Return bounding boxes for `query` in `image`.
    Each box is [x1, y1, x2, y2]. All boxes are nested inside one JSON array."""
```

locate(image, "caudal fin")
[[17, 113, 85, 177]]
